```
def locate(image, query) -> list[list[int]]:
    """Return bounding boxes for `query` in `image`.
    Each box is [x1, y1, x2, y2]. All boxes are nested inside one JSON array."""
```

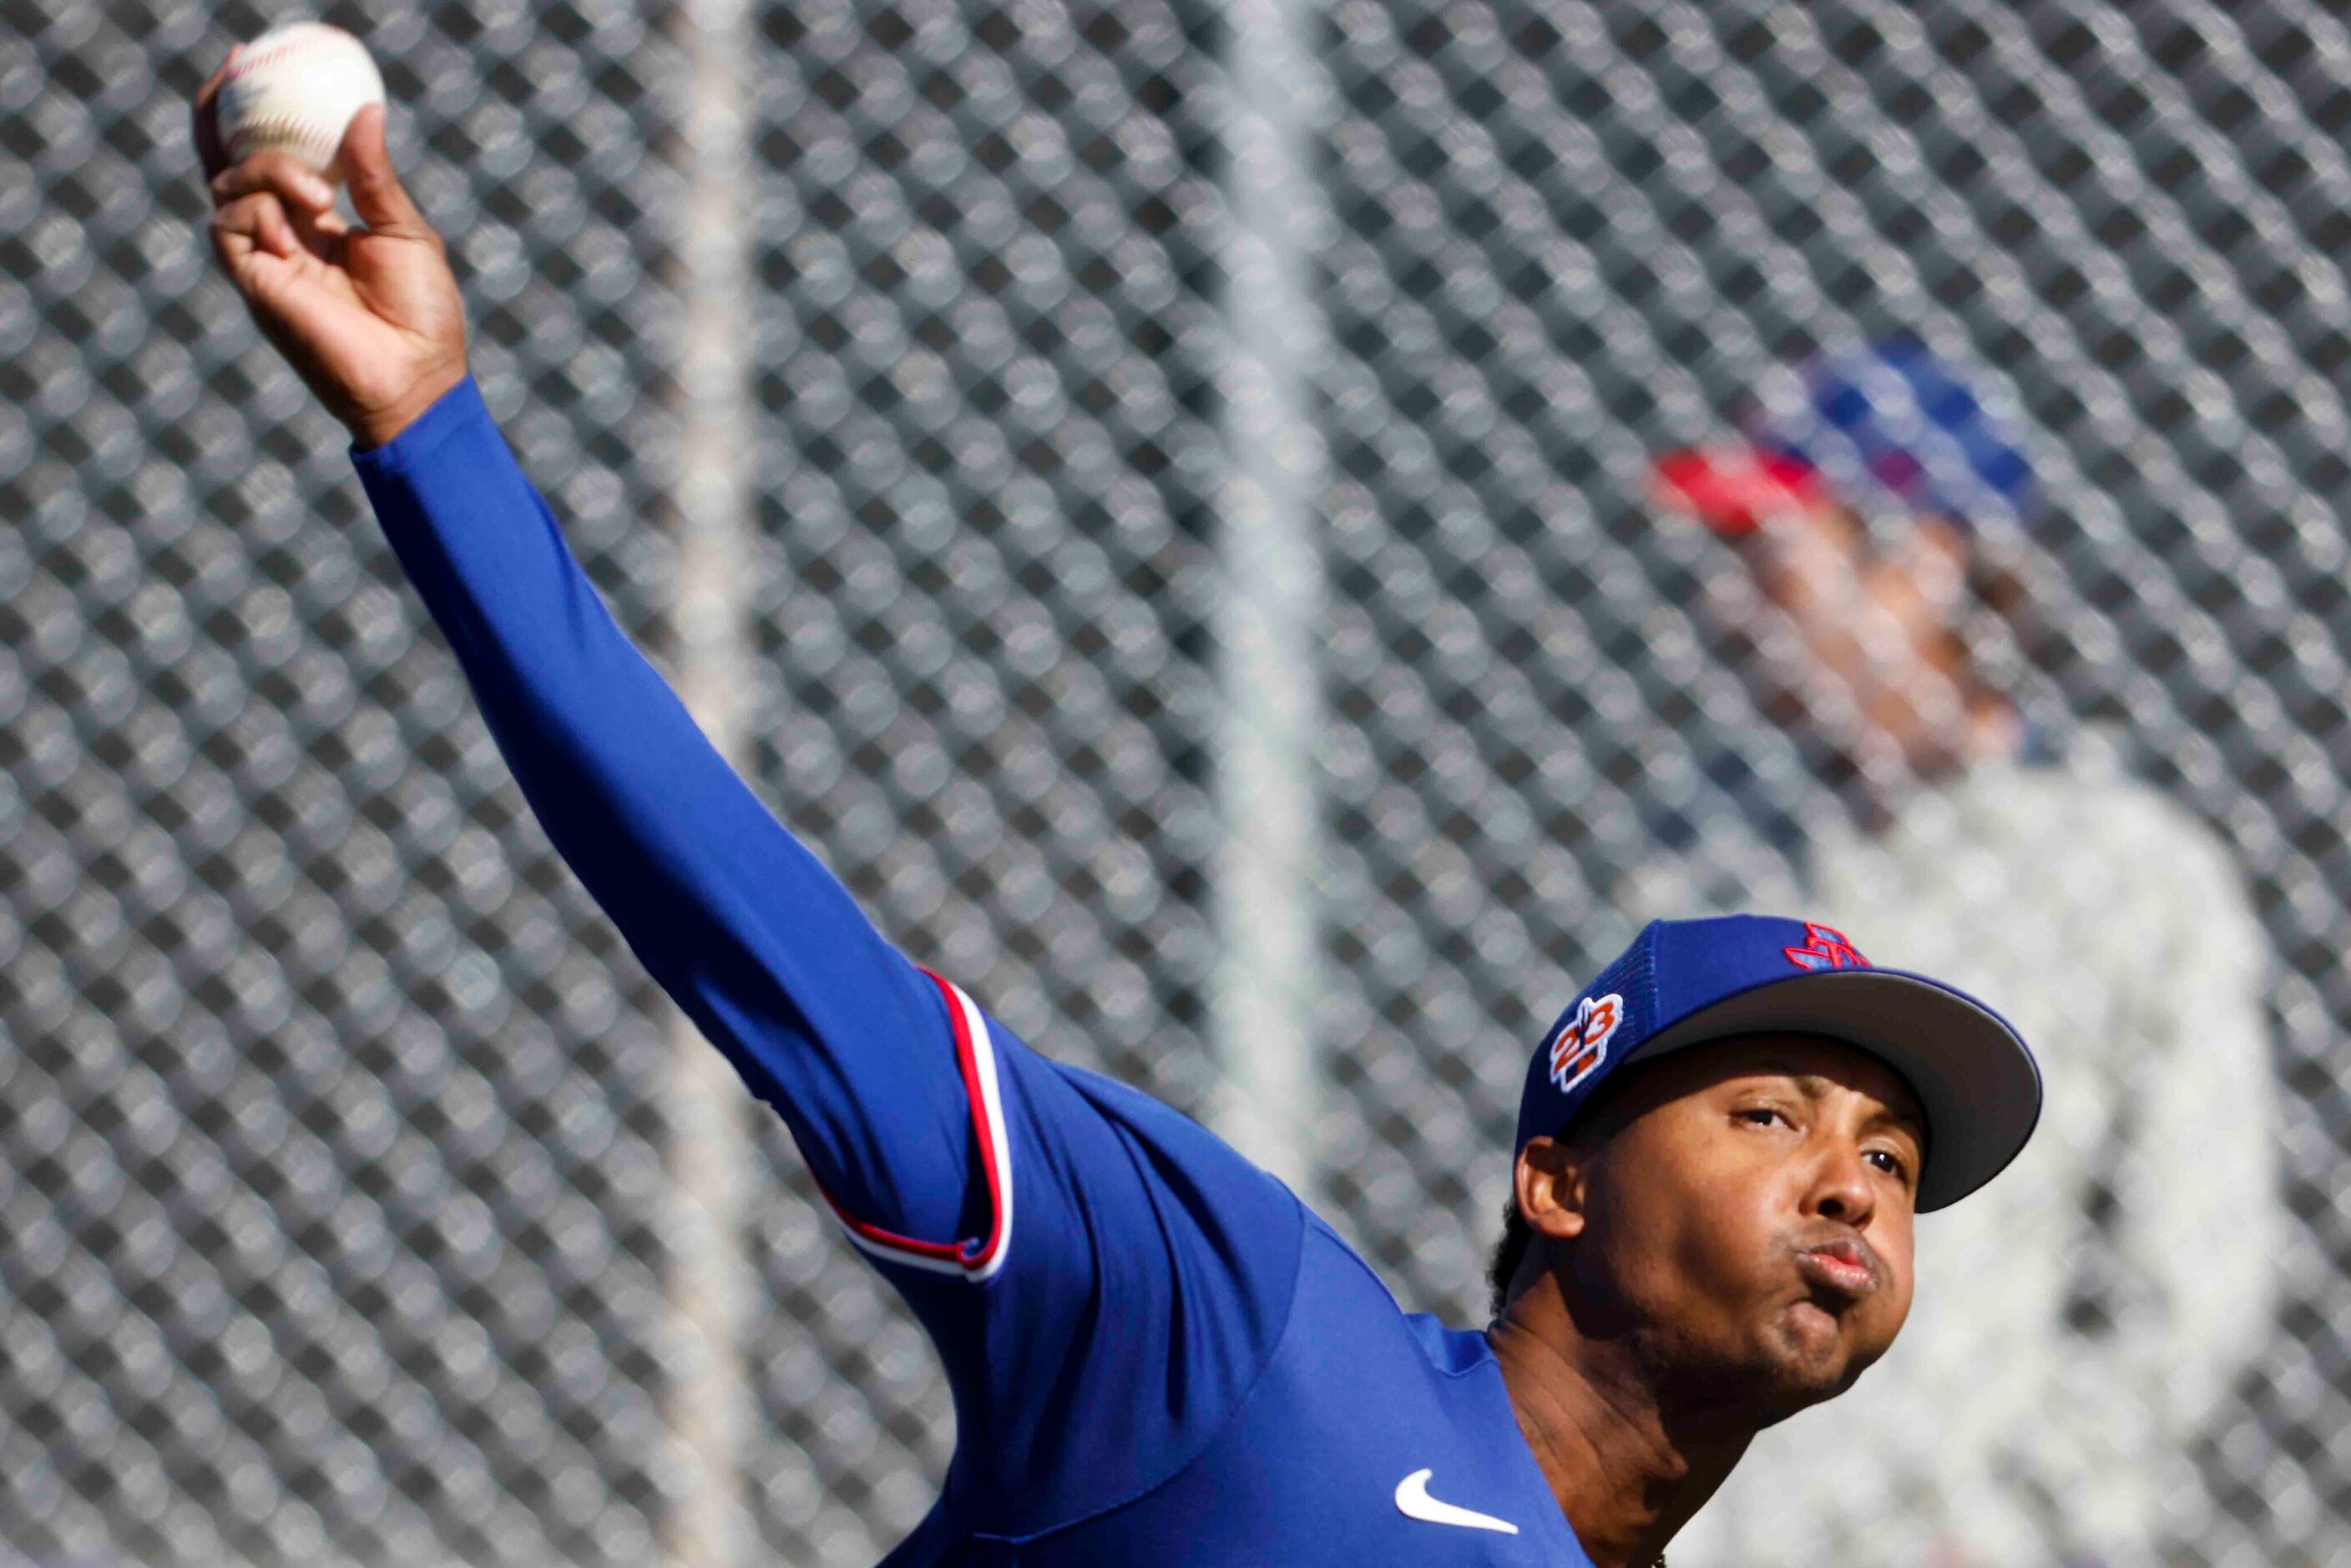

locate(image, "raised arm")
[[198, 95, 984, 1257], [200, 99, 1307, 1535]]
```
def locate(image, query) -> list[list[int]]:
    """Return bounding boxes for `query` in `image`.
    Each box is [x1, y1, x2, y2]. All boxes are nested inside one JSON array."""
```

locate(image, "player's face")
[[1737, 506, 1982, 776], [1564, 1034, 1924, 1423]]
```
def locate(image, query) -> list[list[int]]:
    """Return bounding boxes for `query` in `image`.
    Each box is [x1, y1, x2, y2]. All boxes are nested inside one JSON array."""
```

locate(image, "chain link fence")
[[8, 3, 685, 1563], [6, 0, 2351, 1565], [732, 0, 1228, 1555]]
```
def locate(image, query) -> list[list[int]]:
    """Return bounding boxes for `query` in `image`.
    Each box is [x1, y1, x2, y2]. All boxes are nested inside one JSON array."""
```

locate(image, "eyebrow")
[[1758, 1062, 1929, 1147]]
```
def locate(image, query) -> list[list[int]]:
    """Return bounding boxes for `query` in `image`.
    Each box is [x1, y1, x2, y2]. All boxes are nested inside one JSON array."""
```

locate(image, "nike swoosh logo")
[[1394, 1468, 1520, 1535]]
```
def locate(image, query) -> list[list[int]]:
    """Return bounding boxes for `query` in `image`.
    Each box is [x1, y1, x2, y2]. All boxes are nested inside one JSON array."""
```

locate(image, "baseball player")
[[198, 104, 2043, 1567]]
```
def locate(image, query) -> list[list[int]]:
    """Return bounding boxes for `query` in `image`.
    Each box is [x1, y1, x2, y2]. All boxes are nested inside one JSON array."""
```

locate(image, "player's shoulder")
[[1081, 1216, 1575, 1562], [1948, 726, 2237, 879], [2045, 730, 2250, 898], [1282, 1209, 1513, 1404]]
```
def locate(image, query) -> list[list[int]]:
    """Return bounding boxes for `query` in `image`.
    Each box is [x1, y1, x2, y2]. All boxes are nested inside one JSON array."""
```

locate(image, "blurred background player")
[[1639, 345, 2281, 1568]]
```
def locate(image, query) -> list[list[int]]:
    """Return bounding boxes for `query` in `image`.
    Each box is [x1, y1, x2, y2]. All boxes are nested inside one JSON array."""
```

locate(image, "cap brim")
[[1651, 448, 1834, 538], [1632, 969, 2041, 1211]]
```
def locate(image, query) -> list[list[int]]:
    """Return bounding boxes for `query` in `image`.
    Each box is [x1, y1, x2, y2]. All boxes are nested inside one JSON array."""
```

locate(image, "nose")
[[1803, 1139, 1878, 1231]]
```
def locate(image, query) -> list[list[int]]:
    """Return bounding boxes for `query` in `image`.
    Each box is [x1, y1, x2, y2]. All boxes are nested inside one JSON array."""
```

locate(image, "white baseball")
[[215, 23, 386, 184]]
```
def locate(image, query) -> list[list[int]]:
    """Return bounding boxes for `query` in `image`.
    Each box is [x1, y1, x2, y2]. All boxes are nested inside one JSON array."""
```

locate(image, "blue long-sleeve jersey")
[[352, 380, 1593, 1565]]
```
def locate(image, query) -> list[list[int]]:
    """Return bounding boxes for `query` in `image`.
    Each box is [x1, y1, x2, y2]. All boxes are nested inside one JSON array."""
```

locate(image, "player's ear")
[[1513, 1137, 1589, 1244]]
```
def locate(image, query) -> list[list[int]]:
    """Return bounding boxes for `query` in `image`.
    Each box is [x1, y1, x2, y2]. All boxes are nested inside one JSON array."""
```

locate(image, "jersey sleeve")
[[353, 378, 981, 1253], [350, 379, 1303, 1538]]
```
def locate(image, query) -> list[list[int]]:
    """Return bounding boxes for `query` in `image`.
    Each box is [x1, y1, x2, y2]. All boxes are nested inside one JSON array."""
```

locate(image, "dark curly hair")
[[1487, 1193, 1533, 1318]]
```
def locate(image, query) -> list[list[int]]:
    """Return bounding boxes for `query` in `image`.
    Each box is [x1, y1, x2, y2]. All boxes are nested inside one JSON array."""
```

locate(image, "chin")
[[1747, 1304, 1877, 1419], [1661, 1312, 1862, 1429]]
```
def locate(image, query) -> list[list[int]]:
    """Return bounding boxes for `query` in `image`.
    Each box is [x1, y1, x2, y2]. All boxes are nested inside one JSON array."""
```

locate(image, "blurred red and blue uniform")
[[353, 380, 1592, 1565]]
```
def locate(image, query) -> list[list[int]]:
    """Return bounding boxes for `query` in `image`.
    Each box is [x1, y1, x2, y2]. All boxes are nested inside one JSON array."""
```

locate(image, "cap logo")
[[1547, 993, 1625, 1095], [1784, 923, 1868, 971]]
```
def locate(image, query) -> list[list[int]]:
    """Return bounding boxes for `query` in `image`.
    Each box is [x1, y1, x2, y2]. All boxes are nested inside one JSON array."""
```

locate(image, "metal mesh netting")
[[731, 0, 1226, 1556], [8, 3, 2351, 1568], [8, 0, 1226, 1564], [5, 3, 685, 1563]]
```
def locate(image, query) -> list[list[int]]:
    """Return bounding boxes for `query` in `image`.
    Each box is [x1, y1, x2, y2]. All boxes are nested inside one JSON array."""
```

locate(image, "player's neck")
[[1487, 1284, 1754, 1568]]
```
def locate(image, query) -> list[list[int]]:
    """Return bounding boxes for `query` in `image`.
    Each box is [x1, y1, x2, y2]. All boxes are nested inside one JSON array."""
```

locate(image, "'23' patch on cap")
[[1545, 993, 1625, 1097]]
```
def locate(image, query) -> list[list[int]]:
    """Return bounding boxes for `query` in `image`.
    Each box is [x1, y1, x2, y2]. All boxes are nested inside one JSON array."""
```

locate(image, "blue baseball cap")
[[1749, 341, 2035, 532], [1515, 915, 2040, 1211]]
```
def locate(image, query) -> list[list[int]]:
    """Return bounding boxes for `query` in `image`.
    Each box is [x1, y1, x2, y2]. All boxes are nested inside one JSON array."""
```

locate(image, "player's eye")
[[1735, 1105, 1789, 1130], [1864, 1148, 1910, 1181]]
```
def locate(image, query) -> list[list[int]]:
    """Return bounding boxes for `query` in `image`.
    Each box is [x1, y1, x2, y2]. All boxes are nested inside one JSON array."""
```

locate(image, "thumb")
[[341, 105, 432, 240]]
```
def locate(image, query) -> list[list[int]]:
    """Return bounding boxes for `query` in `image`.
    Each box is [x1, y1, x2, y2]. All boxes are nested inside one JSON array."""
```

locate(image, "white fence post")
[[663, 0, 758, 1563], [1208, 0, 1333, 1199]]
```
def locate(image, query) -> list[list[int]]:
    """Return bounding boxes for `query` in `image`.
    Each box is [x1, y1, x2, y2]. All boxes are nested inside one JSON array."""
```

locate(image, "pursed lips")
[[1793, 1235, 1883, 1302]]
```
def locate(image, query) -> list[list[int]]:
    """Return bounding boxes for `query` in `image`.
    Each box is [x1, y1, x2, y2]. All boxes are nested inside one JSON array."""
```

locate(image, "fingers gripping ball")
[[215, 23, 386, 184]]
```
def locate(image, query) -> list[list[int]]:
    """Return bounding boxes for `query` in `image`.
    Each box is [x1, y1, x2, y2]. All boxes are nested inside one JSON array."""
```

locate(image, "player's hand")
[[197, 81, 467, 451]]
